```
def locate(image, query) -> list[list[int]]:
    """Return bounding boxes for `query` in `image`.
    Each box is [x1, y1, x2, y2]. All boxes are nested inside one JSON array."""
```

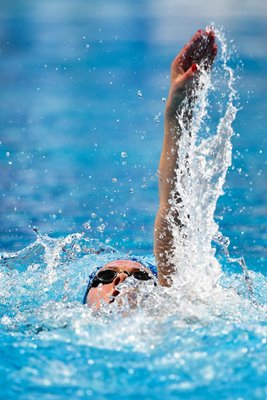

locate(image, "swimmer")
[[84, 29, 217, 310]]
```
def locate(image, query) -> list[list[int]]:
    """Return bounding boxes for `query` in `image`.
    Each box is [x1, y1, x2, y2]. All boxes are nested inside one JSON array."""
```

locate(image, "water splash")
[[1, 22, 267, 399], [166, 28, 241, 302], [0, 28, 262, 323]]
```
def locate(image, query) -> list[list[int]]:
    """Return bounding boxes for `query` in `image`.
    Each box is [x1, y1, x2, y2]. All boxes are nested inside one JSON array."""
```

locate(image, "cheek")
[[87, 288, 98, 305], [87, 283, 114, 305]]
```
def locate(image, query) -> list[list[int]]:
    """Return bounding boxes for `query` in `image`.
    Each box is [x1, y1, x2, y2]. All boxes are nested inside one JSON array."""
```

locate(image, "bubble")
[[112, 178, 117, 183], [161, 97, 166, 103], [121, 152, 128, 158], [91, 213, 97, 218], [137, 90, 143, 99]]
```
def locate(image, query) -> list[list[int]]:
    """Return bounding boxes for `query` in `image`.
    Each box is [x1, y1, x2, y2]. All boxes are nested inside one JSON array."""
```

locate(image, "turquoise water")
[[1, 1, 267, 399]]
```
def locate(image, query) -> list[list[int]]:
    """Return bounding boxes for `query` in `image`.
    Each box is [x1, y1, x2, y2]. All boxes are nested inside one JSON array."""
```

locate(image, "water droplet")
[[73, 244, 81, 253], [83, 222, 91, 230], [137, 90, 143, 99], [97, 224, 105, 232], [161, 97, 166, 103], [130, 188, 134, 193], [154, 113, 161, 124], [121, 152, 128, 158], [91, 213, 97, 218], [112, 178, 117, 183]]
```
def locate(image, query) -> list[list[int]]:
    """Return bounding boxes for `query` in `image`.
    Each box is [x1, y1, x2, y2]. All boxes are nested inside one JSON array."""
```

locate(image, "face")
[[85, 260, 153, 310]]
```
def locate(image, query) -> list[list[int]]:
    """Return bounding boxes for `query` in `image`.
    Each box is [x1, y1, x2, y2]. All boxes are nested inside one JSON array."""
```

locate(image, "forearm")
[[153, 29, 217, 286], [154, 107, 184, 286], [158, 110, 182, 206]]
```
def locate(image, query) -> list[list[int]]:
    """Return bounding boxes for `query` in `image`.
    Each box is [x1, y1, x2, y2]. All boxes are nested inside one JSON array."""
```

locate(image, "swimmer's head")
[[83, 260, 156, 310]]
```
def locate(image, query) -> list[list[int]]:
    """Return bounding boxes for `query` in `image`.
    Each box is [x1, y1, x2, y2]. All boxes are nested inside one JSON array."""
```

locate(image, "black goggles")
[[90, 268, 152, 288]]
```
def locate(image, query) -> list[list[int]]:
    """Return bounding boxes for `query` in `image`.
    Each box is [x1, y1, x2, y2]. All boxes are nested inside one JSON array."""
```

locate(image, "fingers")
[[201, 31, 217, 68], [211, 43, 218, 65], [173, 29, 217, 73], [182, 41, 217, 83], [173, 30, 204, 71], [203, 42, 218, 70], [179, 29, 206, 60], [183, 63, 199, 81], [190, 30, 215, 64]]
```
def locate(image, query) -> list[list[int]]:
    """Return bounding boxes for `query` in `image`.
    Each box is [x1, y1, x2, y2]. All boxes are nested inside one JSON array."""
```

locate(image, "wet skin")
[[86, 260, 153, 310], [165, 28, 217, 117], [154, 28, 217, 286], [86, 29, 218, 309]]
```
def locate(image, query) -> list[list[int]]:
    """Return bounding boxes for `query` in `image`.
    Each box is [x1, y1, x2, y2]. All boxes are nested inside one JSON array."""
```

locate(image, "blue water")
[[0, 1, 267, 399]]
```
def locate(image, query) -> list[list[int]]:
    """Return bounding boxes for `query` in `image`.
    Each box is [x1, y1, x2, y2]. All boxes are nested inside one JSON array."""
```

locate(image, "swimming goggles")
[[90, 268, 152, 288]]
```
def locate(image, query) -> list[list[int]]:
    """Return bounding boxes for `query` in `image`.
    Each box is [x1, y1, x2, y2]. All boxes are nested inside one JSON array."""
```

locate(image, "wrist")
[[164, 87, 186, 118], [165, 87, 194, 124], [164, 99, 182, 122]]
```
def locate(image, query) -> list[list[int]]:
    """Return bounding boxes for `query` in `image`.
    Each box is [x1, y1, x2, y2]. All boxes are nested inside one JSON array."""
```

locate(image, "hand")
[[166, 29, 217, 117]]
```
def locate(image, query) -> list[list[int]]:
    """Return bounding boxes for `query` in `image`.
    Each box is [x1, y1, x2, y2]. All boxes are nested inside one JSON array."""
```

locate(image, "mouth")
[[109, 288, 120, 303], [109, 285, 140, 308]]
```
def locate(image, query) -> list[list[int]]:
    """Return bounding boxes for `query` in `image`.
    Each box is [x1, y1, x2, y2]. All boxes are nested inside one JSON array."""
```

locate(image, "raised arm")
[[154, 29, 217, 286]]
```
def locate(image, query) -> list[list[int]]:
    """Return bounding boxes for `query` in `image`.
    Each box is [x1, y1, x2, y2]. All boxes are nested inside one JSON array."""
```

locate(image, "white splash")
[[166, 28, 239, 302]]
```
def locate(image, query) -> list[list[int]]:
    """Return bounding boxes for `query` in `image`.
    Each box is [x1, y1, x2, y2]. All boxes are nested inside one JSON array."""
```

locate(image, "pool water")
[[0, 1, 267, 399]]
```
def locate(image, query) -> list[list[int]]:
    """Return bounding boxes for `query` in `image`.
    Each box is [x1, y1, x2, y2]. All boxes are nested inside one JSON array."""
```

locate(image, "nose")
[[110, 272, 129, 301], [113, 272, 129, 286]]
